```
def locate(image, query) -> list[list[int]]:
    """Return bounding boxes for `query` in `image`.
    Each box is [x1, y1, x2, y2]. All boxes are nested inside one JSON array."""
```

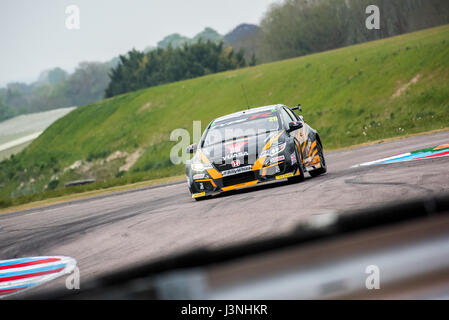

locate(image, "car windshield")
[[202, 110, 281, 147]]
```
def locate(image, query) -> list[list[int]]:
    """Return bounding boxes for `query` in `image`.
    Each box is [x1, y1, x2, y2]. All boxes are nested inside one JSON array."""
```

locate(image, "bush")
[[47, 179, 60, 190], [87, 150, 111, 162]]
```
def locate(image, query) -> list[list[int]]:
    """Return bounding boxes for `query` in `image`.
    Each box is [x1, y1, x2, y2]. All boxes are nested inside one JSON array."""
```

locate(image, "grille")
[[215, 162, 234, 172], [214, 159, 255, 172], [222, 171, 256, 187]]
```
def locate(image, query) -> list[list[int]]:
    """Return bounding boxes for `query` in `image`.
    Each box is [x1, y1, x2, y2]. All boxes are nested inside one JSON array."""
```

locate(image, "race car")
[[186, 104, 326, 200]]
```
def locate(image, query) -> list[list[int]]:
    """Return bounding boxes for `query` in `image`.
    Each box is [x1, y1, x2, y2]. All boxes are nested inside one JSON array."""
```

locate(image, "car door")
[[280, 107, 305, 160]]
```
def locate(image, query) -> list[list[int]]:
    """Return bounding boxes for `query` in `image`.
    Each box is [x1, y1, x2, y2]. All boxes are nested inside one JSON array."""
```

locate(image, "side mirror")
[[186, 144, 197, 154], [288, 121, 303, 132]]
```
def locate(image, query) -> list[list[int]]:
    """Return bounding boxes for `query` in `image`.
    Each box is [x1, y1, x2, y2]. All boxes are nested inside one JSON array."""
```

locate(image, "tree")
[[259, 0, 449, 62], [105, 41, 248, 98], [66, 62, 111, 105], [47, 67, 69, 84]]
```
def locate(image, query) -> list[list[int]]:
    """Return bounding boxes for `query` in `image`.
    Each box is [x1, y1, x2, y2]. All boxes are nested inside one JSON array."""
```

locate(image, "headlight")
[[261, 142, 286, 157], [191, 162, 213, 172]]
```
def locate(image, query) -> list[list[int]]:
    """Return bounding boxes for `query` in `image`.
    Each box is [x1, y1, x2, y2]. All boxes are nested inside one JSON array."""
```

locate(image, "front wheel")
[[309, 141, 327, 177]]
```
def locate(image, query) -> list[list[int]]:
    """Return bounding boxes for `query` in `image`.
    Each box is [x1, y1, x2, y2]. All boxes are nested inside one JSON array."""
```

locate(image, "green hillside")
[[1, 25, 449, 207]]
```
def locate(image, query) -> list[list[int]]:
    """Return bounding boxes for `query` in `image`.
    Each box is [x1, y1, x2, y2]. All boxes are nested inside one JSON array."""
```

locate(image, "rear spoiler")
[[289, 104, 302, 112]]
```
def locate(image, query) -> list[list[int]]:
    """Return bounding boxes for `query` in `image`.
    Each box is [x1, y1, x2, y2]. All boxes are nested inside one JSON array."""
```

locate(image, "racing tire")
[[309, 140, 327, 177]]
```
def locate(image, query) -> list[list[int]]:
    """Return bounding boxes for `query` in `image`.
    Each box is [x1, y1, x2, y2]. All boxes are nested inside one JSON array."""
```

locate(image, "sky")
[[0, 0, 277, 87]]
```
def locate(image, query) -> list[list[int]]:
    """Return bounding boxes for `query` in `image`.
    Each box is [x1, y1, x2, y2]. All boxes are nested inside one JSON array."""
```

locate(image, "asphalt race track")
[[1, 130, 448, 297]]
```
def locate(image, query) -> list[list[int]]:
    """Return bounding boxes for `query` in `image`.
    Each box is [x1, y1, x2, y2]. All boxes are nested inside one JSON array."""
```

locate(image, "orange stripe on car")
[[308, 140, 317, 157], [262, 131, 284, 151], [305, 151, 319, 167], [221, 180, 258, 192], [252, 156, 266, 171], [199, 151, 210, 164], [254, 130, 284, 171], [261, 161, 285, 176], [207, 168, 222, 179], [198, 150, 223, 179], [265, 161, 284, 169], [311, 155, 320, 165]]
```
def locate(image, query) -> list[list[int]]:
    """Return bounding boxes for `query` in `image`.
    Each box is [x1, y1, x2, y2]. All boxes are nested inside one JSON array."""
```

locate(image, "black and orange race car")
[[186, 104, 326, 200]]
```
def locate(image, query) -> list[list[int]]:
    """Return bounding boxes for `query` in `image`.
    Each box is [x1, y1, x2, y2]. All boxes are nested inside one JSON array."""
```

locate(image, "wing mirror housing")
[[288, 121, 303, 132], [186, 143, 197, 154]]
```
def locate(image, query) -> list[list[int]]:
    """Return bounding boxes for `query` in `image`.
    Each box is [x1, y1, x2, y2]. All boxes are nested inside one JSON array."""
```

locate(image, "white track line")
[[351, 153, 411, 168]]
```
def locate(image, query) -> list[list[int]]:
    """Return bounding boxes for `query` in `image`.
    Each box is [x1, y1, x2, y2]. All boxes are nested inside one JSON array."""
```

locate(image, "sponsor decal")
[[193, 173, 205, 180], [222, 165, 252, 177], [222, 151, 249, 162], [249, 112, 273, 120], [232, 159, 241, 168], [192, 192, 206, 199], [225, 141, 248, 154], [270, 155, 285, 164], [291, 153, 297, 164], [275, 172, 294, 180]]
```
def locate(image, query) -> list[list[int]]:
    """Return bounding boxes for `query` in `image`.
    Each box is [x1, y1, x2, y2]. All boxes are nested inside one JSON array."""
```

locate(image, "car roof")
[[214, 104, 286, 123]]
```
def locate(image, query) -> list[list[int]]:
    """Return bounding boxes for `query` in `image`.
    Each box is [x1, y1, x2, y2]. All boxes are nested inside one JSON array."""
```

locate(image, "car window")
[[279, 108, 294, 129], [285, 107, 299, 121], [202, 111, 281, 147]]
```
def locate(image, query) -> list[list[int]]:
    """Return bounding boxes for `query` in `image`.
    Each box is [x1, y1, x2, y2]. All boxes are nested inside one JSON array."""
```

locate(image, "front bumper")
[[188, 157, 301, 199]]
